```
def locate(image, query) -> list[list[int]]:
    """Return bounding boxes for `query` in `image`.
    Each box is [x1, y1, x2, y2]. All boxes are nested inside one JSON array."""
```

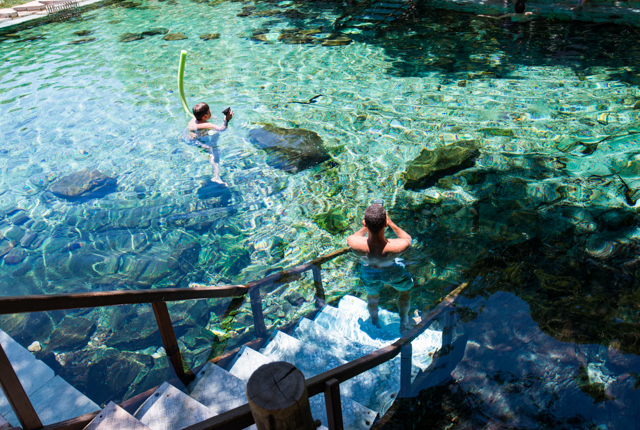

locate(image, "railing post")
[[399, 343, 412, 398], [249, 288, 267, 338], [0, 343, 43, 430], [247, 362, 315, 430], [324, 378, 343, 430], [152, 302, 194, 385], [312, 265, 325, 309]]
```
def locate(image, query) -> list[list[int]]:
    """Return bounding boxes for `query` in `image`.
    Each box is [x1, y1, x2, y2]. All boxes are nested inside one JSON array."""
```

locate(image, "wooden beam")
[[324, 378, 343, 430], [181, 404, 254, 430], [0, 343, 42, 430], [312, 265, 325, 309], [398, 344, 412, 398], [0, 285, 248, 315], [152, 302, 193, 384], [249, 288, 267, 339]]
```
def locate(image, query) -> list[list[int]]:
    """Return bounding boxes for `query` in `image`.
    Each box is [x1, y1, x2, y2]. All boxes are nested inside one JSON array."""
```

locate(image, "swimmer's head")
[[365, 203, 386, 233], [193, 102, 211, 121], [514, 0, 526, 13]]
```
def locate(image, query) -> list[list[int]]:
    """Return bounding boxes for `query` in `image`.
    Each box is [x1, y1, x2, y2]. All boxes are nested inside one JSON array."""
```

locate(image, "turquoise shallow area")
[[1, 0, 640, 427]]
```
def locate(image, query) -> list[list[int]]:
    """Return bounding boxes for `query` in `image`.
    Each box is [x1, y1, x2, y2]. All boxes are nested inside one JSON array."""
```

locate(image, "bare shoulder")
[[347, 235, 368, 253], [387, 238, 411, 253]]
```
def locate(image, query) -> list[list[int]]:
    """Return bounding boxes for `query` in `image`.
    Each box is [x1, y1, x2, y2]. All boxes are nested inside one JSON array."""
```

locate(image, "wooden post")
[[312, 265, 325, 309], [151, 302, 193, 384], [324, 378, 343, 430], [249, 288, 267, 338], [0, 343, 42, 430], [399, 343, 412, 398], [246, 362, 315, 430]]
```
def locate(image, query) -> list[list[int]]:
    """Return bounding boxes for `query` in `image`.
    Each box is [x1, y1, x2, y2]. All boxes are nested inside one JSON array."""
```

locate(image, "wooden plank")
[[181, 404, 254, 430], [324, 378, 343, 430], [249, 289, 267, 338], [309, 247, 350, 266], [151, 302, 193, 384], [0, 285, 248, 315], [0, 343, 42, 430]]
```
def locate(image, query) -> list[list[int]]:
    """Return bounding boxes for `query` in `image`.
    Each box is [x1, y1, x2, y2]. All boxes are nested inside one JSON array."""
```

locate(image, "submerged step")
[[261, 331, 391, 418], [336, 295, 443, 370], [135, 382, 215, 430], [84, 402, 150, 430]]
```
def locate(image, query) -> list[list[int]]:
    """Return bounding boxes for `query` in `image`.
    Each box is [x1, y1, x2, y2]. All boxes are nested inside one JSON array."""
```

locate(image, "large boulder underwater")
[[247, 125, 331, 173], [404, 140, 480, 190], [50, 169, 117, 201]]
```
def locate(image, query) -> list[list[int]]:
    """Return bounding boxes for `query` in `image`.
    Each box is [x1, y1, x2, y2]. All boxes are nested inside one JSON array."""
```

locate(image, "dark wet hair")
[[514, 0, 526, 13], [365, 204, 386, 233], [193, 102, 210, 121]]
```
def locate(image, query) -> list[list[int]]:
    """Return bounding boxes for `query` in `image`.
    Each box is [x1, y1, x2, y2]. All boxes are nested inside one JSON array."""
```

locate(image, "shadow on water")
[[374, 155, 640, 428]]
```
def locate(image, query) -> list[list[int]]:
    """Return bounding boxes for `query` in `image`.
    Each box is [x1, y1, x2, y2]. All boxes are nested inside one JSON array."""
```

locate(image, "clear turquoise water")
[[1, 0, 640, 427]]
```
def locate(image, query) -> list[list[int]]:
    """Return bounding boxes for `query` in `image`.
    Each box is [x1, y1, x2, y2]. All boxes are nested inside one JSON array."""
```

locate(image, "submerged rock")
[[86, 348, 153, 404], [163, 32, 187, 41], [321, 35, 352, 46], [247, 125, 331, 173], [50, 169, 117, 200], [73, 30, 93, 36], [69, 38, 97, 45], [3, 247, 26, 265], [404, 140, 479, 190], [46, 316, 96, 352], [199, 33, 220, 40], [314, 208, 349, 235], [118, 32, 144, 42], [141, 28, 169, 36]]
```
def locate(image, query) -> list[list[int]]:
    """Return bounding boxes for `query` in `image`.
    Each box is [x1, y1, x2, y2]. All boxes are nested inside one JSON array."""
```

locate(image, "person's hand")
[[224, 109, 234, 122], [386, 214, 393, 227]]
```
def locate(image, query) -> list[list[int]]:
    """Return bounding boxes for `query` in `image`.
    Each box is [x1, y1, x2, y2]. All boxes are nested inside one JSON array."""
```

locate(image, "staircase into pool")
[[80, 295, 441, 430]]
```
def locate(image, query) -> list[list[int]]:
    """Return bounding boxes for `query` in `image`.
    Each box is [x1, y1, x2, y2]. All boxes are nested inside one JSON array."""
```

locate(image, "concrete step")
[[84, 402, 150, 430], [12, 1, 45, 11], [0, 9, 18, 18], [0, 330, 55, 417], [226, 345, 274, 383], [0, 415, 9, 430], [315, 296, 442, 371], [134, 382, 215, 430], [260, 331, 379, 428], [1, 330, 99, 427], [3, 376, 100, 427], [293, 318, 376, 362], [292, 318, 401, 414], [228, 342, 374, 430], [189, 362, 249, 416]]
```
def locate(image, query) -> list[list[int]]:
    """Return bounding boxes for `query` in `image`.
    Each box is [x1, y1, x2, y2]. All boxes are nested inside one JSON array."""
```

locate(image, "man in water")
[[186, 102, 233, 185], [478, 0, 537, 22], [347, 203, 414, 332]]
